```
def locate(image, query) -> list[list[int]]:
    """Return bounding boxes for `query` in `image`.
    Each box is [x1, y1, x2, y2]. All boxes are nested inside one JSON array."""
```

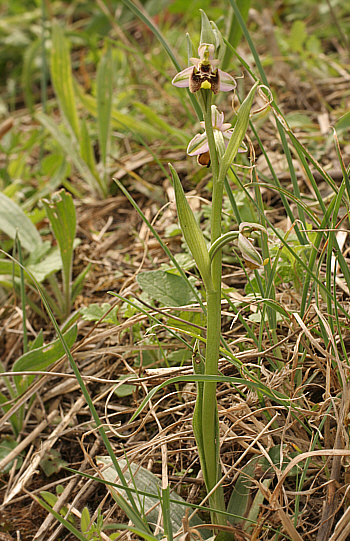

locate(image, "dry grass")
[[2, 4, 350, 540]]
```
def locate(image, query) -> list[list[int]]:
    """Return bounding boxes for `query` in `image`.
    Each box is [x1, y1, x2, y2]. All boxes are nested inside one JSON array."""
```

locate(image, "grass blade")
[[97, 44, 113, 179]]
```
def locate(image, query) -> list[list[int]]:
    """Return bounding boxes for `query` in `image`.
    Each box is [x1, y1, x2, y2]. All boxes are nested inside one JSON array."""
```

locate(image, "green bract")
[[169, 164, 213, 292]]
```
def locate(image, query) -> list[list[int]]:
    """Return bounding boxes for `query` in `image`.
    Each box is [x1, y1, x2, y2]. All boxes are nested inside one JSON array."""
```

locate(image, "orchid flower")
[[172, 43, 236, 95], [187, 105, 247, 162]]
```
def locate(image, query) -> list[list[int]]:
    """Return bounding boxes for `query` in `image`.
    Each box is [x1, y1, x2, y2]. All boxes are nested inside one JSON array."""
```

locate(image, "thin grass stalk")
[[47, 274, 64, 315], [224, 176, 242, 223], [17, 237, 28, 355], [293, 408, 331, 527], [333, 260, 348, 364], [38, 0, 49, 164], [300, 197, 336, 316], [326, 180, 347, 354], [221, 0, 251, 70], [325, 232, 334, 339]]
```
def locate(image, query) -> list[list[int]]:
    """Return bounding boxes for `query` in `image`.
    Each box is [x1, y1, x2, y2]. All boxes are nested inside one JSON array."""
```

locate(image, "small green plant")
[[42, 189, 87, 320], [0, 188, 87, 321]]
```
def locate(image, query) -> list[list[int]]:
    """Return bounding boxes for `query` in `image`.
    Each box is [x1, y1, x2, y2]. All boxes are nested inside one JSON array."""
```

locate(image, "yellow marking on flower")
[[201, 80, 212, 90]]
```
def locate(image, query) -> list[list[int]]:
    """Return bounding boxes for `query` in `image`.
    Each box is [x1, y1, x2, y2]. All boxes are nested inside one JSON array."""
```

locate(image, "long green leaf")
[[42, 189, 76, 316], [130, 373, 291, 423], [50, 23, 80, 140], [114, 179, 205, 310], [222, 0, 251, 70]]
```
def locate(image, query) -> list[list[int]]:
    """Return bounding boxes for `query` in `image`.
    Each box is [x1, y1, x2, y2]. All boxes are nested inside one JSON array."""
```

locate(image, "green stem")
[[199, 89, 226, 525], [17, 238, 28, 355]]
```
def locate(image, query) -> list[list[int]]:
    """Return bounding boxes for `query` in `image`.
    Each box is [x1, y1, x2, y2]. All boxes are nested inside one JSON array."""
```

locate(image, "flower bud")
[[199, 10, 216, 48], [238, 233, 263, 270]]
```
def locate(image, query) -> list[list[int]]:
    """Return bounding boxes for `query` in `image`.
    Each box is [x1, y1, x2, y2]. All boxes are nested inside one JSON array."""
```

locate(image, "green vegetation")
[[1, 1, 350, 540]]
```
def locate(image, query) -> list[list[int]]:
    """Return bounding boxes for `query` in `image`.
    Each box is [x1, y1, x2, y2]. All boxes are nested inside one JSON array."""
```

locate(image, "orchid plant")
[[169, 11, 263, 530]]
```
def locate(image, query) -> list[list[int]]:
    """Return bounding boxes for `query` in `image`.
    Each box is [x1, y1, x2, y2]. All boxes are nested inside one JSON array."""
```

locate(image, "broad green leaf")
[[37, 112, 102, 195], [227, 445, 302, 528], [137, 269, 197, 307], [0, 437, 23, 473], [220, 81, 259, 179], [13, 324, 77, 395], [40, 490, 75, 524], [50, 23, 80, 140], [40, 491, 58, 508], [80, 303, 119, 324], [81, 507, 91, 533], [0, 242, 79, 284], [97, 45, 113, 168], [30, 329, 44, 350], [227, 456, 259, 525], [114, 374, 137, 398], [97, 457, 212, 539], [40, 448, 68, 477], [0, 259, 20, 277], [35, 493, 84, 539], [167, 310, 206, 333], [42, 190, 76, 315], [289, 20, 307, 53], [0, 192, 42, 253]]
